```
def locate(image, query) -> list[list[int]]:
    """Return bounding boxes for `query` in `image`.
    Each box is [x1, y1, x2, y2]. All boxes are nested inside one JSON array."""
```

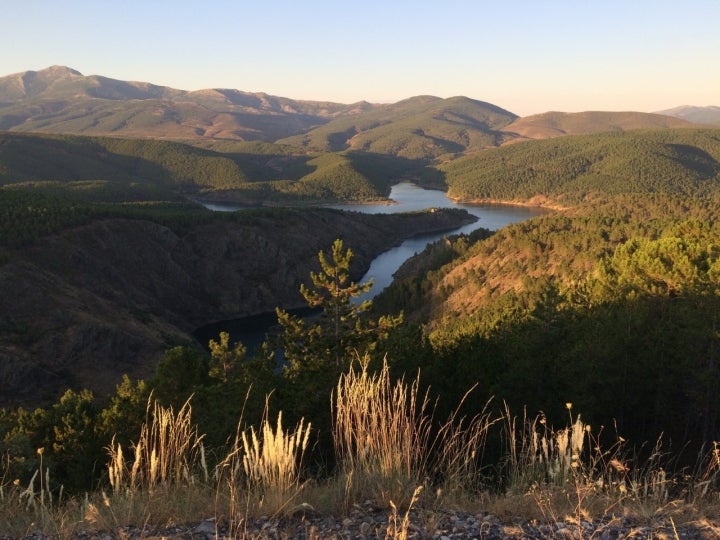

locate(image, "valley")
[[1, 66, 720, 526]]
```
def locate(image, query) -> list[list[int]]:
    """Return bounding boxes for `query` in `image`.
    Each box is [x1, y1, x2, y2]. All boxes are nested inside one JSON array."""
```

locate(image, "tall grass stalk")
[[387, 485, 423, 540], [501, 402, 592, 494], [431, 391, 499, 501], [333, 357, 432, 507], [0, 450, 79, 538], [215, 396, 311, 526], [99, 396, 209, 531], [107, 395, 206, 494], [241, 409, 311, 510]]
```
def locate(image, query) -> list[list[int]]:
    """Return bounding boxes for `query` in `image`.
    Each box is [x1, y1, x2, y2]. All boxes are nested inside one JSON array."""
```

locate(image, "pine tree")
[[276, 238, 402, 376]]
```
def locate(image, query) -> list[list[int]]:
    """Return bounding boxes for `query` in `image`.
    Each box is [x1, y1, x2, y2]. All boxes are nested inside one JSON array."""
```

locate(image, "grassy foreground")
[[2, 359, 719, 538]]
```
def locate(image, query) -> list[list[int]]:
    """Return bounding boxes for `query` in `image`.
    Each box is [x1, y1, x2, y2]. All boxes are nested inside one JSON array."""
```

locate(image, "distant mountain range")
[[0, 65, 369, 141], [654, 105, 720, 126], [0, 66, 716, 156]]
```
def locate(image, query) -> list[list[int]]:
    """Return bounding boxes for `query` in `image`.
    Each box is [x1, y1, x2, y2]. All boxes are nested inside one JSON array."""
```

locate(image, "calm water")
[[330, 182, 547, 301], [194, 183, 547, 348]]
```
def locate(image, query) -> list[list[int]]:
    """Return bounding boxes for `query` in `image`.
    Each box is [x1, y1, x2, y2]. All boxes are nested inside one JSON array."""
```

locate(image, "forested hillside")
[[279, 95, 518, 158], [373, 128, 720, 454], [0, 202, 473, 405], [0, 132, 433, 206], [2, 65, 720, 533], [435, 128, 720, 205]]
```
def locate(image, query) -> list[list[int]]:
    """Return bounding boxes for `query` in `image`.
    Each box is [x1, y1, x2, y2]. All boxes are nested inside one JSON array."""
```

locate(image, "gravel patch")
[[10, 503, 719, 539]]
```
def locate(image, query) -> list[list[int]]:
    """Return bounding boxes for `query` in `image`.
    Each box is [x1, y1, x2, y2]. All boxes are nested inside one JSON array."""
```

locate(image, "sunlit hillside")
[[435, 128, 720, 205]]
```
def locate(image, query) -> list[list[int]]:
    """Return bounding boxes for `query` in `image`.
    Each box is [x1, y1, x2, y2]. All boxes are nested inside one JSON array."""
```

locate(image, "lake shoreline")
[[447, 193, 568, 212]]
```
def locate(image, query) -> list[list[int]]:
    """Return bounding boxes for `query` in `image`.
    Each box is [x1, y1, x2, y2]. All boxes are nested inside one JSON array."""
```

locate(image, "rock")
[[193, 519, 217, 535]]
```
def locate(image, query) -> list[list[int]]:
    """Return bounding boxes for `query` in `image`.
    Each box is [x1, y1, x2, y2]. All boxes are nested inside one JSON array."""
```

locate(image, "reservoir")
[[194, 182, 547, 349], [329, 182, 547, 300]]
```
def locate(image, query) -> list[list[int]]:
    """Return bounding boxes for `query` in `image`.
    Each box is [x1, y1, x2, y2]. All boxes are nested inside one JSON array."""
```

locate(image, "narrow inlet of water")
[[194, 182, 547, 349]]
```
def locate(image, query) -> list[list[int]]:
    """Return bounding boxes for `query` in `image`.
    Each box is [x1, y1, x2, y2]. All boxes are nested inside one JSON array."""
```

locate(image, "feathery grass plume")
[[0, 459, 63, 536], [387, 485, 423, 540], [101, 395, 213, 532], [332, 355, 432, 508], [501, 403, 547, 493], [215, 393, 311, 522], [106, 395, 205, 493], [241, 410, 311, 500], [692, 441, 720, 501]]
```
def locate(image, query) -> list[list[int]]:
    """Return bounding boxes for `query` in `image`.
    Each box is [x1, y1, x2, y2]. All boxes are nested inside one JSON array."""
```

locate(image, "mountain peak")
[[0, 65, 85, 100], [38, 65, 84, 77]]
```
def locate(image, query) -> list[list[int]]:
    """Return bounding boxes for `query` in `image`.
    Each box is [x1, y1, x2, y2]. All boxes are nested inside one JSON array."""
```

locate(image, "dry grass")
[[2, 367, 720, 537], [107, 395, 206, 494], [89, 396, 212, 532], [332, 357, 432, 509], [497, 402, 720, 537], [214, 403, 312, 532]]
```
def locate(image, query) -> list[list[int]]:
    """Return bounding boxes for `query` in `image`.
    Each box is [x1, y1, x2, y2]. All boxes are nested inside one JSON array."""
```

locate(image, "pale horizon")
[[3, 0, 719, 117]]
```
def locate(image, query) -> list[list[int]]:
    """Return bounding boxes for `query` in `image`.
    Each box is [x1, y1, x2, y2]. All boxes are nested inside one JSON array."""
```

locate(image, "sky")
[[3, 0, 719, 116]]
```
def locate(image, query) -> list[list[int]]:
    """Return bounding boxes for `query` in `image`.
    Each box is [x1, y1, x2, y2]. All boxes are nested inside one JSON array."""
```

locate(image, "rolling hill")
[[656, 105, 720, 126], [0, 132, 439, 204], [435, 128, 720, 205], [0, 66, 708, 161], [278, 95, 519, 159], [501, 110, 694, 140]]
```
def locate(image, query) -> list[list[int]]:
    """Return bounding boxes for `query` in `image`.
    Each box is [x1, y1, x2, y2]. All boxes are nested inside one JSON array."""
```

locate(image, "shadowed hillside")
[[0, 204, 474, 406]]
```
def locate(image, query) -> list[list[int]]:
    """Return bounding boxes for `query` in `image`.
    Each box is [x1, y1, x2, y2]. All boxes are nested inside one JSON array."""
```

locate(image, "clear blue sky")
[[4, 0, 719, 116]]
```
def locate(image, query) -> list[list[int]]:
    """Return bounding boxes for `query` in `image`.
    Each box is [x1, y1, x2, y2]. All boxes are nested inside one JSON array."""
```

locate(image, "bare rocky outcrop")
[[0, 207, 474, 406]]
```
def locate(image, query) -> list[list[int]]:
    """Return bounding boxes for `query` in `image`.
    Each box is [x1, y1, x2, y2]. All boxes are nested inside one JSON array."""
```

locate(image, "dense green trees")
[[437, 129, 720, 204], [2, 124, 720, 496], [370, 191, 720, 456], [208, 331, 248, 382]]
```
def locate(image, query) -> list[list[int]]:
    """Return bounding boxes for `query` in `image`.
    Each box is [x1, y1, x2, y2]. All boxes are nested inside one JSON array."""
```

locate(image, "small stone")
[[193, 519, 217, 535]]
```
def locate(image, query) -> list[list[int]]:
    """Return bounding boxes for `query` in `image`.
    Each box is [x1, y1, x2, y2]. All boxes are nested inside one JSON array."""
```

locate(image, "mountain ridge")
[[0, 66, 368, 141], [655, 105, 720, 126], [0, 66, 709, 149]]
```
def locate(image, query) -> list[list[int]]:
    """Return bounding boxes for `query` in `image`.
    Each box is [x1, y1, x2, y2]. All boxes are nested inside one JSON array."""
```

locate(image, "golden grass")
[[214, 404, 311, 527], [107, 395, 206, 494], [2, 364, 720, 537], [332, 357, 432, 509]]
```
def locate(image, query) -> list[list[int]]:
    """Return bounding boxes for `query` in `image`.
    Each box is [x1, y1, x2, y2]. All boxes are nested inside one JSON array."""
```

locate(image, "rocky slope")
[[0, 207, 474, 406]]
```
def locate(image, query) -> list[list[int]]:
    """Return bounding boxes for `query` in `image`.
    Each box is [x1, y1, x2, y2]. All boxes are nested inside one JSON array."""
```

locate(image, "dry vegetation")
[[2, 358, 719, 538]]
